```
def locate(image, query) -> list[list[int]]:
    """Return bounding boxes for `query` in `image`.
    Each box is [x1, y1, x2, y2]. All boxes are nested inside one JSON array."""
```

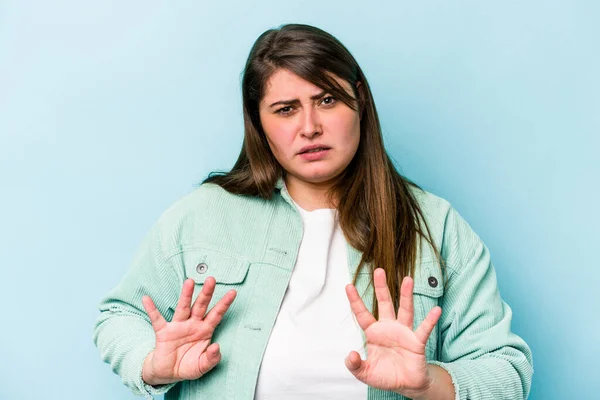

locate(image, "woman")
[[93, 24, 533, 400]]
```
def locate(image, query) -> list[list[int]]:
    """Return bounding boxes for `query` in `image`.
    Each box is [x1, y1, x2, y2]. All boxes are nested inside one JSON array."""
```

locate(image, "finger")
[[345, 283, 376, 331], [203, 289, 237, 328], [415, 306, 442, 344], [345, 350, 368, 382], [197, 342, 222, 377], [373, 268, 396, 320], [397, 276, 414, 328], [190, 276, 217, 320], [172, 279, 195, 322], [142, 295, 167, 331]]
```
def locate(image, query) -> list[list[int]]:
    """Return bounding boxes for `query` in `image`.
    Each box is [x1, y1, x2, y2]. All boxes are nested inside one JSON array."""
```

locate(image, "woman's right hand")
[[141, 277, 237, 386]]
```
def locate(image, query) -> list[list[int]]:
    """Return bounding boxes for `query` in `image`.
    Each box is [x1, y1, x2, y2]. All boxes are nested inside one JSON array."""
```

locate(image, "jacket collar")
[[274, 175, 285, 191], [275, 175, 298, 210]]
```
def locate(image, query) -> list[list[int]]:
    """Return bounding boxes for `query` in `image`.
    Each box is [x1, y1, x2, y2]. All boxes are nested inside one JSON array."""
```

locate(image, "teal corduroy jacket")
[[93, 178, 533, 399]]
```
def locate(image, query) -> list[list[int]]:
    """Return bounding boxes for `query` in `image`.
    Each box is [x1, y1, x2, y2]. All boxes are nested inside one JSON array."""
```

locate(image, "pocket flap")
[[183, 248, 250, 285], [412, 260, 444, 298]]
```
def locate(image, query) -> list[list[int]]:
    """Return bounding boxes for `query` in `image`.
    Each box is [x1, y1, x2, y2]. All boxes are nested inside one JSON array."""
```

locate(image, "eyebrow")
[[268, 90, 328, 108]]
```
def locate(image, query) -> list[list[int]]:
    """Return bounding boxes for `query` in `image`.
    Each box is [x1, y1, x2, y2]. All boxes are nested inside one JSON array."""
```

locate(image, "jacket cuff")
[[132, 343, 178, 398], [429, 357, 529, 400], [428, 361, 460, 400]]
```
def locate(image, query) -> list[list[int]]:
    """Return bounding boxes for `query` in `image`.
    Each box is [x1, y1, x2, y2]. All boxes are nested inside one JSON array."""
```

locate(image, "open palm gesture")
[[141, 277, 237, 386], [345, 268, 442, 398]]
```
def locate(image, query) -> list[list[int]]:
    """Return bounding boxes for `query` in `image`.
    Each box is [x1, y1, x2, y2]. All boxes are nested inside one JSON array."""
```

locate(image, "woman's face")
[[258, 68, 361, 187]]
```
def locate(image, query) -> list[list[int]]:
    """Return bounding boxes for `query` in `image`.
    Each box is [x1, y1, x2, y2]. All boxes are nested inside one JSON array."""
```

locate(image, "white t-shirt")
[[254, 200, 368, 399]]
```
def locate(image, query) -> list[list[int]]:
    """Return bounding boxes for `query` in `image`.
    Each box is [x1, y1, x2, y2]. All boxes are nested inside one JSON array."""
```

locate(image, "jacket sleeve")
[[92, 222, 181, 398], [429, 206, 534, 400]]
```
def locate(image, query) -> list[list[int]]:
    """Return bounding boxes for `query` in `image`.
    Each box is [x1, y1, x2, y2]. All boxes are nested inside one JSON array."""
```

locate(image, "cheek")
[[327, 111, 360, 146], [261, 118, 296, 155]]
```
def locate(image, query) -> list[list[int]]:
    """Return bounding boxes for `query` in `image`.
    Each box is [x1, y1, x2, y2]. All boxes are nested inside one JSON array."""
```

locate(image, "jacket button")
[[196, 263, 208, 274], [428, 276, 438, 288]]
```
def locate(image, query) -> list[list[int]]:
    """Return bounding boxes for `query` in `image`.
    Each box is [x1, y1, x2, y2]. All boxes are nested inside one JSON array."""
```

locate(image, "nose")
[[299, 107, 322, 138]]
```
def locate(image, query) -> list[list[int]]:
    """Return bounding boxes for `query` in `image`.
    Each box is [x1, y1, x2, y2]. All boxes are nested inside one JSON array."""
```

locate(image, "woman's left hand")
[[345, 268, 442, 399]]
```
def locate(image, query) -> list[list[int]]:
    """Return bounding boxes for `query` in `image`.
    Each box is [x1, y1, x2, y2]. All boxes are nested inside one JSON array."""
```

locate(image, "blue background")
[[1, 1, 598, 399]]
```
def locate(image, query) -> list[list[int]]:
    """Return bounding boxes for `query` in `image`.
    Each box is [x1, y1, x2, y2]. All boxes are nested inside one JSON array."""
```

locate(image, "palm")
[[345, 268, 441, 396], [360, 320, 428, 391], [153, 319, 213, 380], [142, 277, 237, 382]]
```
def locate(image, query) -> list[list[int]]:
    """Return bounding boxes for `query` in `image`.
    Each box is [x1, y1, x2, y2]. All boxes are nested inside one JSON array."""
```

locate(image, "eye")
[[276, 106, 294, 115], [321, 96, 337, 106]]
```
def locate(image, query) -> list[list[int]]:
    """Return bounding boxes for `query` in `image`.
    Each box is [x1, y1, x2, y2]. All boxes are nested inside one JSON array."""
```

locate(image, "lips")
[[299, 145, 331, 154]]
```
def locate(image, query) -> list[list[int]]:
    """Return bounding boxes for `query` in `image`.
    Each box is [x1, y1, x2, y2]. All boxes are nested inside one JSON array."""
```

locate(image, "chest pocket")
[[412, 260, 444, 360], [177, 247, 251, 328], [183, 247, 251, 285]]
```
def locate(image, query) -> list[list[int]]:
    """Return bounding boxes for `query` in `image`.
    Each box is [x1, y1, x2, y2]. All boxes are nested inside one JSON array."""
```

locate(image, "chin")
[[297, 171, 341, 184], [286, 161, 347, 184]]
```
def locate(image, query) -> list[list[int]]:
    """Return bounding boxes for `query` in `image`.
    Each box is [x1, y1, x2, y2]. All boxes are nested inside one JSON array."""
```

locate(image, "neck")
[[284, 175, 338, 211]]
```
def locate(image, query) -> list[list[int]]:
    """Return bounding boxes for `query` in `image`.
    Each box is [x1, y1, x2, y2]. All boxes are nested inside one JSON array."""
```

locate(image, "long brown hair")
[[203, 23, 444, 319]]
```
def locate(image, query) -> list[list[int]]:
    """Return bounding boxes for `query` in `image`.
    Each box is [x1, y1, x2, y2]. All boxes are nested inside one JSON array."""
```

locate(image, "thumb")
[[197, 343, 222, 377], [345, 350, 368, 380]]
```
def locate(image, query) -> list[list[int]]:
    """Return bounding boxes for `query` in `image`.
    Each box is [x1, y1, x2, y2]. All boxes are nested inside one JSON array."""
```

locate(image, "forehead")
[[262, 69, 322, 102]]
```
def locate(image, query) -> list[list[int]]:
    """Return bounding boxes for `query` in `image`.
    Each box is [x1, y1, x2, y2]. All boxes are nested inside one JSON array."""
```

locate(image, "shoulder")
[[408, 184, 452, 226], [407, 184, 484, 276], [155, 183, 230, 224], [149, 183, 272, 256], [160, 182, 272, 220]]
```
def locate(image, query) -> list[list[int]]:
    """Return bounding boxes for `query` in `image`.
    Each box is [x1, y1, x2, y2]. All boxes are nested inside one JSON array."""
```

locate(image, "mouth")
[[298, 147, 331, 161], [299, 146, 331, 154]]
